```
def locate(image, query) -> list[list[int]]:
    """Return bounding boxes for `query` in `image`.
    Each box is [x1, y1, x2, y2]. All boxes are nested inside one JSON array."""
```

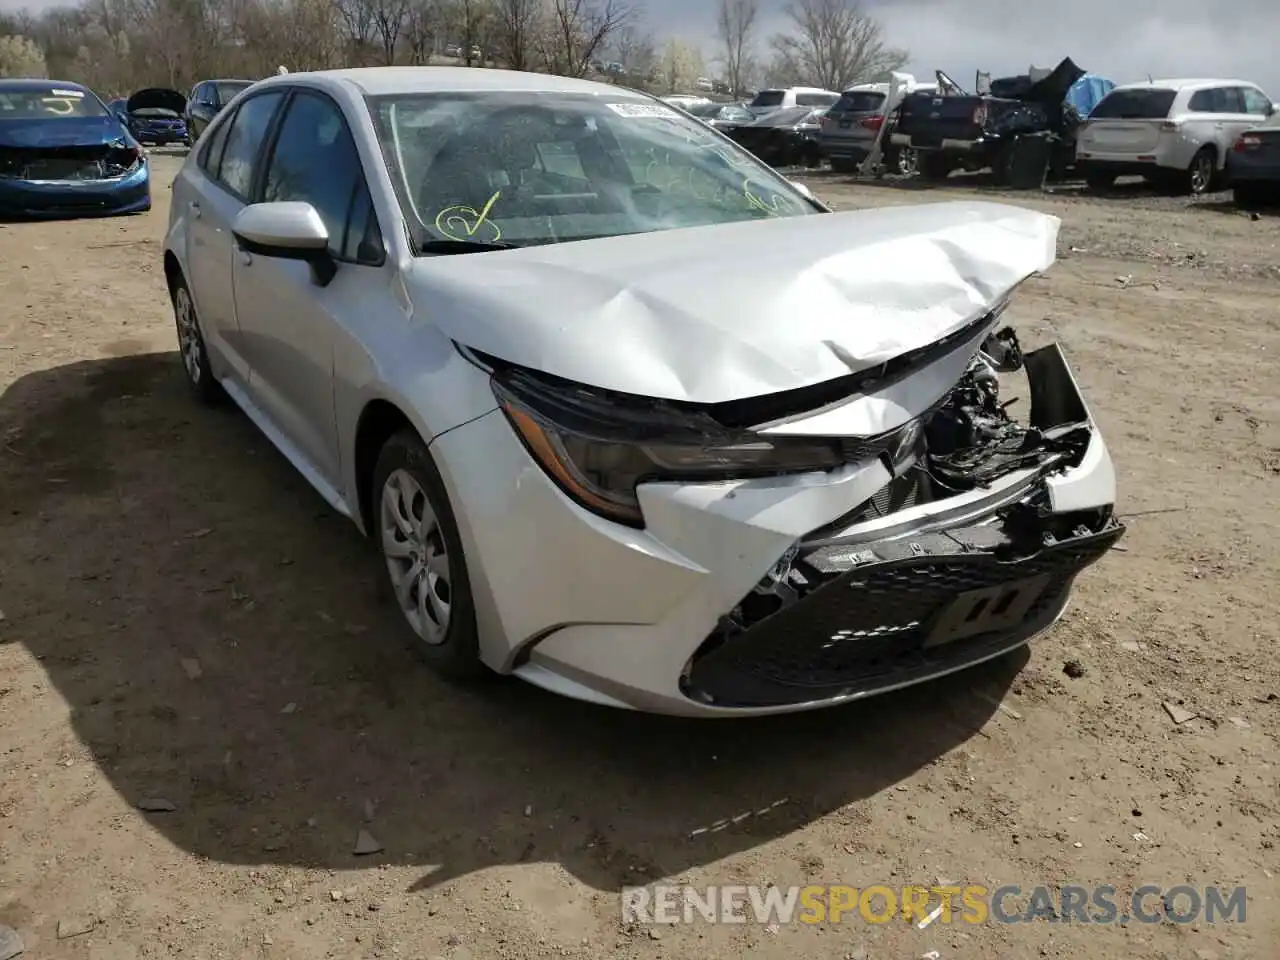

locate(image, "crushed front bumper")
[[438, 337, 1121, 717], [683, 498, 1121, 708], [0, 160, 151, 219]]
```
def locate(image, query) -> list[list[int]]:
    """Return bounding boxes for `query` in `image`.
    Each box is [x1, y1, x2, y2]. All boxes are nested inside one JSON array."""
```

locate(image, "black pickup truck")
[[890, 58, 1086, 183]]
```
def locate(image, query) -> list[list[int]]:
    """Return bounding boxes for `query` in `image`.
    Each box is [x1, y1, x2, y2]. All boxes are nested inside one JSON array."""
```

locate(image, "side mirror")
[[790, 181, 815, 200], [232, 202, 337, 286]]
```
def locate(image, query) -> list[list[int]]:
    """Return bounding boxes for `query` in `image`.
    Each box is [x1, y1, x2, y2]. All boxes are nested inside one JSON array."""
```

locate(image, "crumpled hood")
[[126, 87, 187, 116], [0, 116, 126, 149], [409, 200, 1060, 404]]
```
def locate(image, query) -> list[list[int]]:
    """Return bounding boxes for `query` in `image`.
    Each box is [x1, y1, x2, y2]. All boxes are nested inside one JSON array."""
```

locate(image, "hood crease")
[[408, 200, 1059, 404]]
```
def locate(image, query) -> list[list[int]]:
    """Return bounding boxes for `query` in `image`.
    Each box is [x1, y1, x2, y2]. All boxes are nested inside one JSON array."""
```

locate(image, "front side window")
[[0, 85, 107, 119], [367, 92, 816, 253], [216, 91, 284, 198], [796, 92, 839, 107], [262, 90, 379, 262], [215, 82, 252, 108], [750, 90, 785, 108]]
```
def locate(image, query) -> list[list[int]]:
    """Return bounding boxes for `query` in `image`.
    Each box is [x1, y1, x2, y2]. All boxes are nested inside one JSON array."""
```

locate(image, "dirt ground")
[[1, 154, 1277, 960]]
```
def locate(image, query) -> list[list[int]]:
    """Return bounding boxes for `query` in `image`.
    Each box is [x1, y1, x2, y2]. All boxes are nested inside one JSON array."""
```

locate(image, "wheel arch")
[[353, 398, 419, 537]]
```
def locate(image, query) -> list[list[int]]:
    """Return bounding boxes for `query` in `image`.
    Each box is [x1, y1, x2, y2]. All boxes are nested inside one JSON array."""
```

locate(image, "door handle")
[[189, 200, 201, 218]]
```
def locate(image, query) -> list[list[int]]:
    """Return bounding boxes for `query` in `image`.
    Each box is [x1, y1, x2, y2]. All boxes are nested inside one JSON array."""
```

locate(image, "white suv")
[[1076, 78, 1274, 194]]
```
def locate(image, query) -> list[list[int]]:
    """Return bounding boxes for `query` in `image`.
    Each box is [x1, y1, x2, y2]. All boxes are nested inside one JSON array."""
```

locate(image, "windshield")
[[368, 92, 817, 252], [0, 85, 107, 120], [1091, 88, 1176, 119], [215, 82, 252, 103], [750, 90, 785, 107]]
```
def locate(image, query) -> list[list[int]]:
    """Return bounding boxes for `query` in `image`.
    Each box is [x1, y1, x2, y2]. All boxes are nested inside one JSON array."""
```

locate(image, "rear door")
[[1077, 87, 1177, 156], [181, 89, 286, 387]]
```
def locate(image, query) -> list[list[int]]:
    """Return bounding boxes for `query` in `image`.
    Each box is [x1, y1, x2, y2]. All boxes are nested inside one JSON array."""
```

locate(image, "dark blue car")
[[109, 87, 189, 146], [0, 79, 150, 219]]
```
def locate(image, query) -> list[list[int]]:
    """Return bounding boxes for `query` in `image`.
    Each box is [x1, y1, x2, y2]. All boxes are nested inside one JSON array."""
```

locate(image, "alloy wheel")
[[380, 468, 452, 645], [174, 286, 202, 384], [1190, 152, 1214, 194]]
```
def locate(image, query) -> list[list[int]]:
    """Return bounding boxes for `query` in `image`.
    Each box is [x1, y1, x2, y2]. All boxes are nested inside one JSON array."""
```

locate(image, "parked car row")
[[693, 71, 1280, 208]]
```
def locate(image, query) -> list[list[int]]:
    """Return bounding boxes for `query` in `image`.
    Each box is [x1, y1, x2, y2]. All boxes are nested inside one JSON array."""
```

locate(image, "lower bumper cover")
[[0, 162, 151, 219], [683, 510, 1122, 708]]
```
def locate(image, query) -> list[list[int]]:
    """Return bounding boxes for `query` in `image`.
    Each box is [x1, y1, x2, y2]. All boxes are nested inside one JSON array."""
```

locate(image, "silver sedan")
[[163, 67, 1123, 717]]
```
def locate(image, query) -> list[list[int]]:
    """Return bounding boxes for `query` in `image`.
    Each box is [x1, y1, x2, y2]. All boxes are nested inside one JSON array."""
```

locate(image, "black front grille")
[[684, 520, 1122, 707]]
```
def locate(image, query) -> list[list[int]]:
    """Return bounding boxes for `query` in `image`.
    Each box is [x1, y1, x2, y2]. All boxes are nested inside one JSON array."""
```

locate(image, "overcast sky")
[[645, 0, 1280, 96], [2, 0, 1276, 96]]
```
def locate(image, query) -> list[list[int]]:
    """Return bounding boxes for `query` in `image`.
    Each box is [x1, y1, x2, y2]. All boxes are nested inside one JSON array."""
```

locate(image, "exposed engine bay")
[[0, 142, 142, 182], [687, 327, 1122, 706]]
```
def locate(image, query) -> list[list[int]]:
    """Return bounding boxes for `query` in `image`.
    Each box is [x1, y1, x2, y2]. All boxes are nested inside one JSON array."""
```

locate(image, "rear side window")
[[1091, 88, 1177, 119], [216, 91, 285, 198], [751, 90, 785, 107], [833, 91, 886, 113], [796, 92, 839, 107], [1188, 87, 1243, 113]]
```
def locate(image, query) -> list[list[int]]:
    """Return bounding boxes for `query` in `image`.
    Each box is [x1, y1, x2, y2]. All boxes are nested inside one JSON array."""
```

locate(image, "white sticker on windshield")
[[50, 88, 84, 97], [606, 102, 680, 120]]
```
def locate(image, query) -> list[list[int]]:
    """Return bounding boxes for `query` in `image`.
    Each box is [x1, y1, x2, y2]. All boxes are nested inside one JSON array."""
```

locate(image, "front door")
[[230, 89, 384, 491]]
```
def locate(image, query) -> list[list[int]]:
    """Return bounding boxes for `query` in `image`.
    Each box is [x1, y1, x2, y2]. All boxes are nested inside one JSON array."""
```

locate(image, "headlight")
[[492, 369, 847, 527]]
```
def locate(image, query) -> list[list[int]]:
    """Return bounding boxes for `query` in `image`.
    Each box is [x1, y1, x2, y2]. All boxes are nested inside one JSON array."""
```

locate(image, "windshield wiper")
[[419, 238, 519, 254]]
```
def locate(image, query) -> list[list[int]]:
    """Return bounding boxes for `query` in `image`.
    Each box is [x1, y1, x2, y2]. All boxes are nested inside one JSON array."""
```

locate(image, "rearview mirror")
[[232, 202, 336, 286]]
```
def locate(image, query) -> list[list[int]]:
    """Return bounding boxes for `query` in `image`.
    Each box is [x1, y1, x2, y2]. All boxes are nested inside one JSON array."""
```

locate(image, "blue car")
[[110, 87, 189, 146], [0, 78, 150, 219]]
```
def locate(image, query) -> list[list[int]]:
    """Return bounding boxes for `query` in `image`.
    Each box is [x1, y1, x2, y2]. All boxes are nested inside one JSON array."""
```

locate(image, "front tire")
[[170, 275, 221, 403], [373, 430, 484, 680], [917, 152, 954, 181]]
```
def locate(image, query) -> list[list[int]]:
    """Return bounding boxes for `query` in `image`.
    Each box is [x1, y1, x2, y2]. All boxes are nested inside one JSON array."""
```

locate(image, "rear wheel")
[[1085, 170, 1116, 191], [893, 147, 918, 177], [170, 274, 221, 403], [373, 431, 484, 680], [916, 152, 954, 181], [1185, 147, 1217, 195], [829, 156, 858, 174], [990, 143, 1015, 186]]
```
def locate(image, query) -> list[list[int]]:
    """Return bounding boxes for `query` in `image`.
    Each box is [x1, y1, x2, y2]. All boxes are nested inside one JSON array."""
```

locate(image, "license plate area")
[[924, 574, 1052, 648]]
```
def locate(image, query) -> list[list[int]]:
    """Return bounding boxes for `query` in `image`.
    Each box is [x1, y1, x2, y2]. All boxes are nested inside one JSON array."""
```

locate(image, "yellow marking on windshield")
[[39, 97, 76, 116], [434, 190, 503, 242], [743, 180, 785, 216]]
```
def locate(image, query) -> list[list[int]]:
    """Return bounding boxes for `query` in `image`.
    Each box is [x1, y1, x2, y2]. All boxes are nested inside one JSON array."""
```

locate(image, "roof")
[[1112, 78, 1260, 92], [0, 78, 90, 92], [758, 85, 838, 94], [256, 66, 639, 98]]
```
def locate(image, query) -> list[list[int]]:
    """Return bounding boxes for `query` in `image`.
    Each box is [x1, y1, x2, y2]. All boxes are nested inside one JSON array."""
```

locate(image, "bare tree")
[[715, 0, 756, 97], [443, 0, 491, 66], [370, 0, 409, 62], [608, 23, 652, 77], [334, 0, 377, 63], [767, 0, 905, 91], [401, 0, 438, 63], [547, 0, 629, 78], [490, 0, 544, 71]]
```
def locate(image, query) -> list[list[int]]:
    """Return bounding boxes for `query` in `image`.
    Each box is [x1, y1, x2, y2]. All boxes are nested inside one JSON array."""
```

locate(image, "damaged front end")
[[0, 141, 144, 182], [681, 328, 1123, 708]]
